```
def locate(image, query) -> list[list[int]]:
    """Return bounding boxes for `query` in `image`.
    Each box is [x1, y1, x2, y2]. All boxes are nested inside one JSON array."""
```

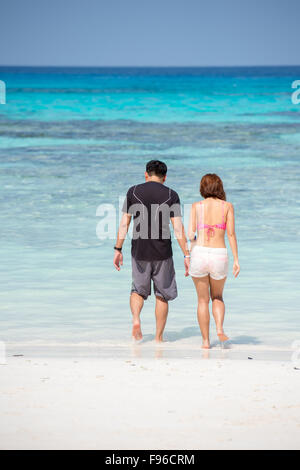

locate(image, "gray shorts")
[[131, 257, 177, 301]]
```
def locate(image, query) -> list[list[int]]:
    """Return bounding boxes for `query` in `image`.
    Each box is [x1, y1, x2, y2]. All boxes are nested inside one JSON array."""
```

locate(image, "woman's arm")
[[226, 202, 240, 278]]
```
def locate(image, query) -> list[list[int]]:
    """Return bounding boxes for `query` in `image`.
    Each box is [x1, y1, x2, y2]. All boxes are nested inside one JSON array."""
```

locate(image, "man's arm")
[[188, 203, 197, 241], [170, 216, 190, 277], [113, 213, 132, 271]]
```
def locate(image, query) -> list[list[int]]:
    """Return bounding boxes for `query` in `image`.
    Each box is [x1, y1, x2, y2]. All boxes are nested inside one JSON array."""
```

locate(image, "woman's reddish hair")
[[200, 173, 226, 200]]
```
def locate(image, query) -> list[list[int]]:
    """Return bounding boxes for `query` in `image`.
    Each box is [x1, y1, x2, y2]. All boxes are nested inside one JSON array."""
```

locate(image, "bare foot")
[[132, 323, 142, 341], [155, 336, 164, 343], [217, 332, 229, 342], [202, 340, 210, 349]]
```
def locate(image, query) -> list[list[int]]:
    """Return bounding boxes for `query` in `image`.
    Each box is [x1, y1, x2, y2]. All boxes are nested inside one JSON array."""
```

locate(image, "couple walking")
[[113, 160, 240, 349]]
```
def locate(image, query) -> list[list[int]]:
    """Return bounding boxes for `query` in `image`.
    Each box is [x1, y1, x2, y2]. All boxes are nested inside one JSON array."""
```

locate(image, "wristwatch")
[[114, 246, 122, 252]]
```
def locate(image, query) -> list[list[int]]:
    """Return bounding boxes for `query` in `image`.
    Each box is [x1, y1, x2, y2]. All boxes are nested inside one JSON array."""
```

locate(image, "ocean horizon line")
[[1, 64, 300, 69]]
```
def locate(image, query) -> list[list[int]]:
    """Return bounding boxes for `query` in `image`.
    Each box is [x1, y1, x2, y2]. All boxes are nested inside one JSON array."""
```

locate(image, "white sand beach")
[[0, 345, 299, 450]]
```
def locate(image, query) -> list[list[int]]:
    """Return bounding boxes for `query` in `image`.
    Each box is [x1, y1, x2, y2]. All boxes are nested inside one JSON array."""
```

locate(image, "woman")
[[188, 174, 240, 349]]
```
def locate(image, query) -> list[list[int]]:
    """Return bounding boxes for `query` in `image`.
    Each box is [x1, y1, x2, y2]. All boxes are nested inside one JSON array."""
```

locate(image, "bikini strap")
[[222, 200, 225, 224], [198, 201, 202, 226]]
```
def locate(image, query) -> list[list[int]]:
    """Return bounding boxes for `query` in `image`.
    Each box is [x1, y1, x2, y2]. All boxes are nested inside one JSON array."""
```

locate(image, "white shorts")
[[189, 246, 228, 280]]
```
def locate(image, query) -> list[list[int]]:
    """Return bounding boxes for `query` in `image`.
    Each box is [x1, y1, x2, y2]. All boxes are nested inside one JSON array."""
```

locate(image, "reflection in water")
[[130, 340, 235, 360], [154, 344, 164, 359], [131, 343, 142, 358], [201, 348, 210, 359]]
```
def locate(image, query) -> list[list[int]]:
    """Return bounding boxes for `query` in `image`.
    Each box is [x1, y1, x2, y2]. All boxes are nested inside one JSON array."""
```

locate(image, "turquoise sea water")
[[0, 66, 300, 352]]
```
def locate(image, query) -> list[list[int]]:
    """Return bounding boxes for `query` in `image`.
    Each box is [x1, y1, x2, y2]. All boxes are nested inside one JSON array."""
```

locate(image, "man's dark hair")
[[146, 160, 167, 177]]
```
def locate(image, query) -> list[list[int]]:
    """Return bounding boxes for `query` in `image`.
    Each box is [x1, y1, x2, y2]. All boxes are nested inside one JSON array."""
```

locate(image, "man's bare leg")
[[155, 296, 168, 342], [130, 293, 144, 340]]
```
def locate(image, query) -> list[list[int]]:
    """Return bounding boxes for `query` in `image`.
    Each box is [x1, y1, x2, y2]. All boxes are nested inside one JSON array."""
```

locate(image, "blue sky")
[[0, 0, 299, 66]]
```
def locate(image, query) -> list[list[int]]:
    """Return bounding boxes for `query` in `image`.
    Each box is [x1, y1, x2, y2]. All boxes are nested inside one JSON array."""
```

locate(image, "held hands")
[[233, 260, 240, 278], [184, 257, 190, 277], [113, 251, 123, 271]]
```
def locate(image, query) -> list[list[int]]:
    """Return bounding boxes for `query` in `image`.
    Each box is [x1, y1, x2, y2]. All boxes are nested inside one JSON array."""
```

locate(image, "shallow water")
[[0, 66, 299, 352]]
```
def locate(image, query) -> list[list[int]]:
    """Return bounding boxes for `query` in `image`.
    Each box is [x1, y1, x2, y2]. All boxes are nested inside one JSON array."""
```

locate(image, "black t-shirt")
[[122, 181, 181, 261]]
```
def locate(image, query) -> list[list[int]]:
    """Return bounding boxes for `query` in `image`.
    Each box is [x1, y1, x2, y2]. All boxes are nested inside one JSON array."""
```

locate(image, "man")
[[113, 160, 190, 342]]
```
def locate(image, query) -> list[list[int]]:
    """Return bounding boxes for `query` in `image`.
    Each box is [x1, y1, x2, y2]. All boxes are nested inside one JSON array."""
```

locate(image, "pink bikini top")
[[197, 200, 226, 241]]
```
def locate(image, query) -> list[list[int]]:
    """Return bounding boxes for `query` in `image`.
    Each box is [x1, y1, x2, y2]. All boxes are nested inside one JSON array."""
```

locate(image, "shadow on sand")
[[229, 335, 262, 346], [141, 329, 261, 349], [141, 327, 200, 344]]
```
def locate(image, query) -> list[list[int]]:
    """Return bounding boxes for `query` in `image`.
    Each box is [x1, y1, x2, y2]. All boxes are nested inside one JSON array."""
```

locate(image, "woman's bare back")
[[191, 197, 230, 248]]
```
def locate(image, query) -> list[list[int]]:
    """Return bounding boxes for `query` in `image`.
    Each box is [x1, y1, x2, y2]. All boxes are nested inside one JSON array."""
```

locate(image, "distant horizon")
[[1, 64, 300, 68]]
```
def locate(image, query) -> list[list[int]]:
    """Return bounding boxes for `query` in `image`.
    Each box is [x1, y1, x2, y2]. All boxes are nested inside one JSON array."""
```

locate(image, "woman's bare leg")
[[209, 277, 228, 340], [192, 276, 210, 348]]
